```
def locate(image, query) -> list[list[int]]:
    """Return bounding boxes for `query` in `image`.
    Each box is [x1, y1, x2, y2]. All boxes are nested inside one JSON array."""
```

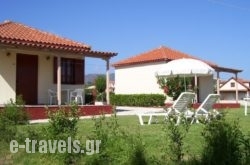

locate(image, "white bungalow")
[[0, 20, 117, 105], [219, 77, 250, 101], [113, 46, 242, 103]]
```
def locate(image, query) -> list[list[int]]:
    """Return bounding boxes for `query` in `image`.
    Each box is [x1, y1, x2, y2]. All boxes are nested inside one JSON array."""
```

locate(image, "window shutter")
[[74, 59, 84, 84]]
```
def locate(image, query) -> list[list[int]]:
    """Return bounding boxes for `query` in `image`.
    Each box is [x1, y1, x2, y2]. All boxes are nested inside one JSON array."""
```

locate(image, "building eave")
[[213, 66, 242, 74]]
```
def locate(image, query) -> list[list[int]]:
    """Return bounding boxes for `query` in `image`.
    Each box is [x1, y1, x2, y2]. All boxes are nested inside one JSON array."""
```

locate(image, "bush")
[[45, 103, 81, 164], [85, 114, 148, 164], [0, 96, 29, 143], [200, 116, 245, 165], [95, 76, 106, 102], [1, 96, 29, 125], [85, 93, 94, 104], [0, 116, 17, 143], [110, 94, 166, 107], [157, 76, 192, 100], [161, 114, 191, 164]]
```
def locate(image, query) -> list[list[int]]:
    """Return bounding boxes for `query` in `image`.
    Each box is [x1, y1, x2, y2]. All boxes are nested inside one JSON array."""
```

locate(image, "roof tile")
[[113, 46, 216, 67], [0, 20, 117, 57], [0, 20, 90, 48]]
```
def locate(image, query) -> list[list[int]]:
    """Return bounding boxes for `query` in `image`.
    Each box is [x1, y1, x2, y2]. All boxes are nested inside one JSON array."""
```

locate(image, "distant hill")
[[85, 73, 114, 85]]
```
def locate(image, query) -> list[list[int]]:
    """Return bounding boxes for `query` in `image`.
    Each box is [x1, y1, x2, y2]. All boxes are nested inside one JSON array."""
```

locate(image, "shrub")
[[1, 96, 29, 125], [85, 93, 94, 104], [157, 76, 192, 100], [200, 116, 244, 165], [0, 116, 17, 143], [162, 114, 190, 164], [0, 96, 28, 143], [110, 94, 166, 107], [95, 76, 106, 102], [85, 114, 148, 164], [45, 103, 81, 164], [46, 106, 79, 138], [241, 133, 250, 165]]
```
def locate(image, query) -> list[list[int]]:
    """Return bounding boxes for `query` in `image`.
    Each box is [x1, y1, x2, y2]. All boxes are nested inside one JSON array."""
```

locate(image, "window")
[[230, 82, 235, 87], [54, 57, 84, 84], [62, 58, 74, 83]]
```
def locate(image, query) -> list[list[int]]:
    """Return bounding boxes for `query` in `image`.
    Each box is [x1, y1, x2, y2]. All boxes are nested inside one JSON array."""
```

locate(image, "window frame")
[[230, 82, 235, 88], [53, 57, 84, 84]]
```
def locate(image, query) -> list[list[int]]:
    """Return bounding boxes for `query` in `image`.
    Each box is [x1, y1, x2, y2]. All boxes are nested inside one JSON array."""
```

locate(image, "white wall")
[[199, 75, 214, 102], [115, 62, 165, 95], [38, 54, 53, 104], [244, 82, 250, 88], [0, 51, 16, 104]]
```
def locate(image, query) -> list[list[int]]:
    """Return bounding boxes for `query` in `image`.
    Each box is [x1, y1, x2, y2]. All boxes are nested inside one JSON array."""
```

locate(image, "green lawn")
[[1, 107, 249, 164]]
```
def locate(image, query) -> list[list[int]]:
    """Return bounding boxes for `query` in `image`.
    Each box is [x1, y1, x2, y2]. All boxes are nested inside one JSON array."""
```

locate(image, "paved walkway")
[[115, 106, 165, 116], [29, 106, 165, 124]]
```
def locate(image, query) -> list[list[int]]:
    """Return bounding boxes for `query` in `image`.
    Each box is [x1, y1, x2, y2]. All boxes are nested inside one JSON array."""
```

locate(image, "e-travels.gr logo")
[[10, 137, 101, 155]]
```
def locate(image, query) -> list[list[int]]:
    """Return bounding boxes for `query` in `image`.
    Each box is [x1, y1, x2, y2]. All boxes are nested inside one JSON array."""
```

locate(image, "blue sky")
[[1, 0, 250, 80]]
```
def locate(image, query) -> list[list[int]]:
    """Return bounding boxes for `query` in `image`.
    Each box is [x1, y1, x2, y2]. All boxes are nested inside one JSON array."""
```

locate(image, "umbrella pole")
[[184, 76, 186, 91], [195, 75, 197, 102]]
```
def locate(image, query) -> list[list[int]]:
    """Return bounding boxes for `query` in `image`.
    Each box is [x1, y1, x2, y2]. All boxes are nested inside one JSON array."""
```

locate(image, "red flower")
[[163, 86, 169, 94]]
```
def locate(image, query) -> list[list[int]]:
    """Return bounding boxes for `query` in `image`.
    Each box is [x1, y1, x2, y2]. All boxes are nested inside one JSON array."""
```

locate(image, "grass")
[[1, 107, 249, 164]]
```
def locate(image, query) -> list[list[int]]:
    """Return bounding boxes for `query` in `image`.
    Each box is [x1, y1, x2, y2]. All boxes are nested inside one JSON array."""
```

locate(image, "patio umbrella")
[[156, 58, 215, 100], [157, 58, 214, 77]]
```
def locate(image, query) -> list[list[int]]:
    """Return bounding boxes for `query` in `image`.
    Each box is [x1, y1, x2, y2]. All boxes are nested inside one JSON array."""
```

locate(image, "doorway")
[[16, 54, 38, 104]]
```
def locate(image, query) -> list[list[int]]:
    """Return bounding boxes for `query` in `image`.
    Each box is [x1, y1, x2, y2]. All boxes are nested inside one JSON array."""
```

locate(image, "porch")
[[0, 21, 118, 107]]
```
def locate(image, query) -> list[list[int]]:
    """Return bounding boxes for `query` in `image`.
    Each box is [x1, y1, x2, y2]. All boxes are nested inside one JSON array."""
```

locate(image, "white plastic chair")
[[70, 89, 84, 105], [48, 89, 57, 105]]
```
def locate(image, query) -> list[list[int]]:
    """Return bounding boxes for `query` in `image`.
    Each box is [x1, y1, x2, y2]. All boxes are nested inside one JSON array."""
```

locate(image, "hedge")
[[110, 94, 166, 107]]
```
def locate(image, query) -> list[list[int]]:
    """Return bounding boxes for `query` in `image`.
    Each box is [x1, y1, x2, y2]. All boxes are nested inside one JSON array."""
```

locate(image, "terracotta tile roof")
[[113, 46, 217, 67], [237, 78, 250, 83], [220, 77, 250, 91], [0, 20, 117, 57]]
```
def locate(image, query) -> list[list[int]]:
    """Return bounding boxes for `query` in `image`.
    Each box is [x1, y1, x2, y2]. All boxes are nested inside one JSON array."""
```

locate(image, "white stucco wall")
[[0, 51, 16, 104], [198, 75, 214, 102], [243, 82, 250, 88], [38, 54, 54, 104], [115, 62, 165, 95]]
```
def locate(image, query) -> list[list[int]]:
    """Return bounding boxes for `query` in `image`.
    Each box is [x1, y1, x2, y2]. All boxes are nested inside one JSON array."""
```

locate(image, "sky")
[[1, 0, 250, 80]]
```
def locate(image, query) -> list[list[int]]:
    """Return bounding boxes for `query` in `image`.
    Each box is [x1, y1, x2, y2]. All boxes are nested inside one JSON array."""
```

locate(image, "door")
[[16, 54, 38, 104]]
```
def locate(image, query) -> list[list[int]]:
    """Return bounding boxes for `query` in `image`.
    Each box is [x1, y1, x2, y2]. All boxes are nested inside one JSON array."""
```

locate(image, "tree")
[[95, 75, 106, 101], [157, 76, 192, 100]]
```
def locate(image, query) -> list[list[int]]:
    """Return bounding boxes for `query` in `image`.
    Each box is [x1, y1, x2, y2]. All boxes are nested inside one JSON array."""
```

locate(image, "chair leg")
[[176, 116, 181, 125], [148, 115, 153, 125], [191, 117, 195, 124], [80, 97, 83, 105], [138, 115, 144, 125]]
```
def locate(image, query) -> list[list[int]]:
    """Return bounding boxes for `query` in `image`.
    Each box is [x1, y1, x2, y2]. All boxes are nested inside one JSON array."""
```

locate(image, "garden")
[[1, 98, 250, 165]]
